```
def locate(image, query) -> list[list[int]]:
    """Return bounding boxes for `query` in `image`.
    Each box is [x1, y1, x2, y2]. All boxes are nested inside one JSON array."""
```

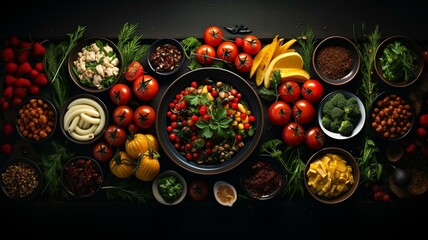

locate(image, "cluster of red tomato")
[[404, 96, 428, 157], [194, 26, 261, 73], [267, 79, 326, 150], [91, 61, 158, 162]]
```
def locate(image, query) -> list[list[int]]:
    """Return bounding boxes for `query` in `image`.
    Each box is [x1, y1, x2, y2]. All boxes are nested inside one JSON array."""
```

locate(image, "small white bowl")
[[318, 90, 366, 140], [152, 170, 187, 206]]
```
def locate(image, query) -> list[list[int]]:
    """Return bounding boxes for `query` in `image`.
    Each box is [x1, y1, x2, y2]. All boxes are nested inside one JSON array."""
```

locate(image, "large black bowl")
[[156, 67, 264, 175]]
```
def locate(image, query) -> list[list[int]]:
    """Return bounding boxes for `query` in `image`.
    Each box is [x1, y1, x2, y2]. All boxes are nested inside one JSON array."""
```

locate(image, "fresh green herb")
[[184, 93, 210, 106], [257, 69, 282, 102], [354, 24, 382, 184], [44, 25, 85, 109], [41, 140, 73, 199], [379, 41, 417, 83], [259, 139, 305, 199], [157, 175, 184, 201], [181, 36, 201, 59], [195, 108, 233, 139], [102, 179, 151, 205], [297, 26, 317, 73], [117, 22, 150, 69]]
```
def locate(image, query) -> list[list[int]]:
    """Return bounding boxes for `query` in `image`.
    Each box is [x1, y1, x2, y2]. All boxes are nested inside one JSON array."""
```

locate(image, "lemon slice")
[[277, 67, 310, 83], [273, 38, 297, 58], [213, 180, 237, 207], [263, 51, 304, 88]]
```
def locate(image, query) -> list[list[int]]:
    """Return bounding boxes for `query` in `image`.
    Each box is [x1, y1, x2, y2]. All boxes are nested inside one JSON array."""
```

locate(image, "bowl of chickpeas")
[[369, 91, 414, 141], [15, 96, 57, 144]]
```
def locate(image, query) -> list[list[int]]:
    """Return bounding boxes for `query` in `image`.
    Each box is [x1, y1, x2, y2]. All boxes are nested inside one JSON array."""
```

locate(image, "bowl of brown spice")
[[147, 38, 185, 77], [312, 36, 360, 86], [0, 157, 44, 201]]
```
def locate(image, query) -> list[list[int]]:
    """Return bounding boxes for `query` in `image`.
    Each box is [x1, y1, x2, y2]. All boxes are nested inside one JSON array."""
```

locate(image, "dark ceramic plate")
[[156, 67, 264, 175], [147, 38, 185, 77]]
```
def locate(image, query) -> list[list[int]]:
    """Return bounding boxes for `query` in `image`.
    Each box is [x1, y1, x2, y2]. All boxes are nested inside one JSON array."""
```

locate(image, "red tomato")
[[104, 125, 127, 147], [127, 123, 139, 135], [109, 83, 132, 106], [133, 105, 156, 129], [278, 80, 301, 103], [301, 79, 324, 103], [234, 52, 253, 73], [133, 74, 159, 101], [203, 26, 224, 47], [267, 101, 292, 126], [419, 113, 428, 128], [112, 105, 134, 127], [92, 142, 113, 163], [188, 179, 209, 201], [292, 99, 315, 125], [242, 35, 261, 55], [282, 122, 305, 147], [2, 123, 14, 136], [216, 41, 238, 63], [124, 61, 144, 81], [304, 126, 326, 150], [423, 50, 428, 66], [195, 45, 216, 65]]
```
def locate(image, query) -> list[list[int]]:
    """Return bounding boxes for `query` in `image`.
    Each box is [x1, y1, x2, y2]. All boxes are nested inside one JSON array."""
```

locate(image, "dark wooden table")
[[1, 0, 428, 238]]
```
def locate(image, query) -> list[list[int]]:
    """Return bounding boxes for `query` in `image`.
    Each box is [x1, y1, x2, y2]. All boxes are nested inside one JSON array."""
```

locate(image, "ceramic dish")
[[152, 170, 187, 206]]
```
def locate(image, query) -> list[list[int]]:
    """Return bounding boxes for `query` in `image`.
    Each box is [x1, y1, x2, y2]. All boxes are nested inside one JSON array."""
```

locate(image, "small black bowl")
[[15, 95, 57, 144], [374, 35, 424, 88], [146, 38, 185, 77], [59, 93, 109, 145], [68, 37, 123, 93], [240, 158, 284, 200], [61, 156, 104, 198], [312, 36, 360, 86], [369, 90, 414, 141], [0, 157, 44, 201]]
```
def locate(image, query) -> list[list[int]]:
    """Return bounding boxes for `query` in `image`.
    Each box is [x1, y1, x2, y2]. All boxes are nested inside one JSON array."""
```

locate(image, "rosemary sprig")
[[41, 140, 73, 198], [259, 139, 305, 200], [44, 25, 86, 109], [102, 179, 152, 204], [297, 26, 317, 73], [117, 22, 150, 69], [354, 24, 382, 184]]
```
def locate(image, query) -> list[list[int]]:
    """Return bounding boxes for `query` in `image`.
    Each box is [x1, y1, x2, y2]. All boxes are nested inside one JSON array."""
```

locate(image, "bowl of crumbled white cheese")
[[68, 37, 123, 93]]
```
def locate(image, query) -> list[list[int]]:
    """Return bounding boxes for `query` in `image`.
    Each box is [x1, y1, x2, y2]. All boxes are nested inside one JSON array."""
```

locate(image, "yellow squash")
[[125, 133, 159, 158], [134, 152, 160, 182], [109, 151, 137, 179]]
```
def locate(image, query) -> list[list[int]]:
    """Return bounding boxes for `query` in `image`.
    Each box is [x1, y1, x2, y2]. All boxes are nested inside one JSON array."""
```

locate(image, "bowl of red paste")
[[241, 158, 284, 200]]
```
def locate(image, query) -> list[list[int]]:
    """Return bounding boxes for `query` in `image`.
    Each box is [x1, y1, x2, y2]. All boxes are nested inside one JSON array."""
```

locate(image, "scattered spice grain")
[[316, 45, 353, 80]]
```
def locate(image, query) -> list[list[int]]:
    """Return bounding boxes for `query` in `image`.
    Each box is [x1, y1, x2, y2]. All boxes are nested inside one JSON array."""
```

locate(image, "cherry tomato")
[[127, 123, 139, 135], [195, 44, 216, 65], [0, 143, 13, 155], [109, 83, 132, 106], [216, 41, 238, 63], [124, 61, 144, 81], [282, 122, 305, 147], [203, 26, 224, 47], [2, 123, 14, 136], [242, 35, 261, 55], [419, 113, 428, 128], [104, 125, 127, 147], [133, 74, 159, 101], [304, 126, 326, 150], [92, 142, 113, 163], [133, 105, 156, 129], [301, 79, 324, 103], [278, 80, 301, 103], [188, 179, 209, 201], [292, 99, 315, 125], [112, 105, 134, 127], [267, 101, 292, 126], [234, 52, 253, 73]]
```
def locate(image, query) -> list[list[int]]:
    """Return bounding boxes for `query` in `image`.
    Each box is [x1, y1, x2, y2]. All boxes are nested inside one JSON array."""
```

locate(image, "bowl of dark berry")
[[61, 156, 104, 198], [147, 38, 185, 77], [312, 35, 360, 86]]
